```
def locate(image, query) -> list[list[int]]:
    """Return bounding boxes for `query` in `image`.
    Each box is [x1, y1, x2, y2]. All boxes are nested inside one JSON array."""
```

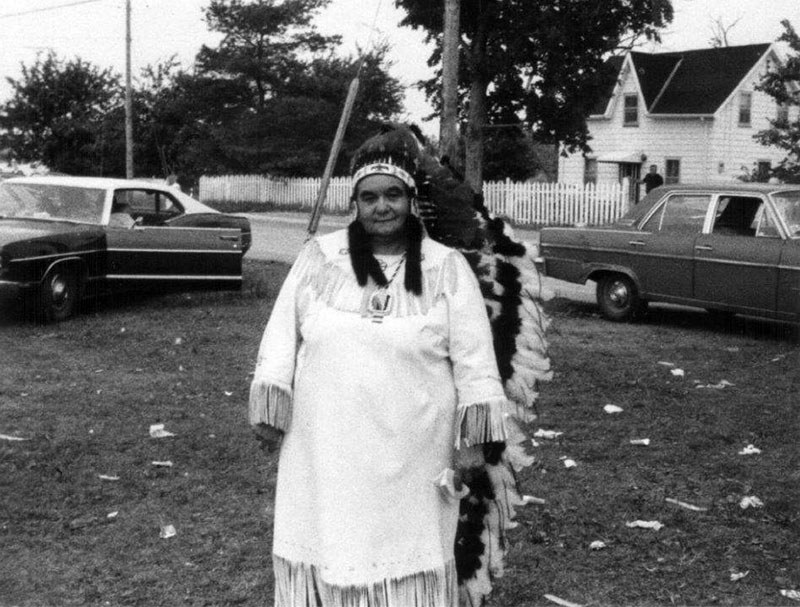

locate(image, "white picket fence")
[[199, 174, 631, 226]]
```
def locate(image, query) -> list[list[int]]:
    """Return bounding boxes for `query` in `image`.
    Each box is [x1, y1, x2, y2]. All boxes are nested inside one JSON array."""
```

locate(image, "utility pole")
[[439, 0, 460, 164], [125, 0, 133, 178]]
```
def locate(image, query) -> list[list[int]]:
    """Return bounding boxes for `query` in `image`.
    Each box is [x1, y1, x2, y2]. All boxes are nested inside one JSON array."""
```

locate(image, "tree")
[[396, 0, 673, 190], [0, 51, 122, 175], [755, 20, 800, 183]]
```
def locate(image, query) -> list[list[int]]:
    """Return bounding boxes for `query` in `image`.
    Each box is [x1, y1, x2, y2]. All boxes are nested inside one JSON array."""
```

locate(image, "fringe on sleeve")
[[455, 397, 509, 447], [248, 380, 293, 432]]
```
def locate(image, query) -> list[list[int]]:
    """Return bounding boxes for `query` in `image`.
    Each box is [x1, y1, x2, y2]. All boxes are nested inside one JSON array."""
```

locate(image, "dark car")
[[0, 176, 252, 321], [538, 184, 800, 324]]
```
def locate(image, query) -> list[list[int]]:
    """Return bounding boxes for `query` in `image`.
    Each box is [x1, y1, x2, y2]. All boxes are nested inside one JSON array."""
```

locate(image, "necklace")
[[367, 253, 406, 323]]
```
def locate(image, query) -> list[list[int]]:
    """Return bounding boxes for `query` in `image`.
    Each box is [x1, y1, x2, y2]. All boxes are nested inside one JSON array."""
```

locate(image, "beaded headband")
[[352, 161, 416, 190]]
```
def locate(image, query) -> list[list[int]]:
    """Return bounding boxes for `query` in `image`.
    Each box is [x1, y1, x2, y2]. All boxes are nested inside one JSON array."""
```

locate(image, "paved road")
[[243, 211, 596, 303]]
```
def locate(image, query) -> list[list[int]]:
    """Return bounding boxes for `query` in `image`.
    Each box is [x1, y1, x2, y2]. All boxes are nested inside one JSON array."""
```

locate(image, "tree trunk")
[[464, 19, 488, 193], [439, 0, 460, 163]]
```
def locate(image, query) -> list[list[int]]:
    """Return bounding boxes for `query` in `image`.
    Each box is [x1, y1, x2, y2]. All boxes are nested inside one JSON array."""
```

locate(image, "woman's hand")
[[253, 423, 284, 453]]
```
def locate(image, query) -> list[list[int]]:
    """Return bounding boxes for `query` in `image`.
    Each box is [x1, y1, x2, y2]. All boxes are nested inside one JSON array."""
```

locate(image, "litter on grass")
[[107, 511, 118, 520], [665, 497, 708, 512], [657, 361, 675, 367], [630, 438, 651, 446], [670, 368, 685, 377], [98, 474, 120, 481], [160, 524, 177, 539], [739, 495, 764, 509], [151, 460, 173, 467], [730, 571, 749, 581], [603, 404, 623, 414], [696, 380, 734, 389], [780, 590, 800, 601], [0, 433, 30, 441], [544, 594, 584, 607], [224, 391, 233, 396], [626, 520, 664, 531], [589, 540, 607, 550], [533, 429, 563, 439], [563, 458, 577, 468], [174, 337, 182, 345], [531, 439, 541, 447], [738, 444, 762, 455], [522, 495, 546, 505], [149, 423, 176, 438]]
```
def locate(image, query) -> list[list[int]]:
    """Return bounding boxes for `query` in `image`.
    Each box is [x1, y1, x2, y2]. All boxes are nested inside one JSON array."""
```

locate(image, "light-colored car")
[[0, 176, 251, 321], [538, 184, 800, 324]]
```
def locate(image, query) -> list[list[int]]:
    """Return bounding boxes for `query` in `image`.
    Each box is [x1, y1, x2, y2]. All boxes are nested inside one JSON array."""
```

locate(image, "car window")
[[114, 189, 183, 225], [753, 203, 782, 238], [642, 194, 710, 233], [118, 190, 157, 214], [712, 196, 762, 237]]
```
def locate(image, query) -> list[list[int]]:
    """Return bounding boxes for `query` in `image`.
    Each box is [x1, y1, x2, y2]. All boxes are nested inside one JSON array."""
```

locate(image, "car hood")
[[0, 219, 101, 247]]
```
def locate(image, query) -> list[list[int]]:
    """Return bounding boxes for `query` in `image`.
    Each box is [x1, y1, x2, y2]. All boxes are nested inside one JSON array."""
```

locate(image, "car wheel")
[[38, 267, 79, 322], [596, 274, 643, 322]]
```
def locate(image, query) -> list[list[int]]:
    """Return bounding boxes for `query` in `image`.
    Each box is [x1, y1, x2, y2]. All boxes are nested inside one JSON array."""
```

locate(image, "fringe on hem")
[[249, 381, 292, 432], [273, 555, 458, 607], [455, 399, 508, 447]]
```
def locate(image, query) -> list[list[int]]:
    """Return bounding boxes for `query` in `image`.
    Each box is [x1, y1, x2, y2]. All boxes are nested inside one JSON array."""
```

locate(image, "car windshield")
[[0, 182, 106, 224], [771, 190, 800, 237]]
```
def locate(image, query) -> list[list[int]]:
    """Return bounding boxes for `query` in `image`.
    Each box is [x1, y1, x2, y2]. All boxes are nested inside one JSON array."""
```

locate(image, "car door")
[[693, 195, 782, 314], [105, 188, 243, 285], [626, 192, 711, 301]]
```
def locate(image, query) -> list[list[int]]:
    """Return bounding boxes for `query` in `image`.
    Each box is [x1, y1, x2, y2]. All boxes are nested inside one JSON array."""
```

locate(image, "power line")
[[0, 0, 105, 20]]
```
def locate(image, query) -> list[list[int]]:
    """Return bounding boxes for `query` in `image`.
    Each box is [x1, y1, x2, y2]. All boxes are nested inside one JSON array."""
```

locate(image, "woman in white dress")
[[249, 145, 512, 607]]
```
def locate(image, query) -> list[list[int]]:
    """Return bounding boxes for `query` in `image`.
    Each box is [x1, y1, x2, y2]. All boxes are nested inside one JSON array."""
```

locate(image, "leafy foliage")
[[755, 20, 800, 183]]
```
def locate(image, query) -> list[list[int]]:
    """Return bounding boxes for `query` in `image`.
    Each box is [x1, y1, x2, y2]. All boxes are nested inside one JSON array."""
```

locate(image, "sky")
[[0, 0, 798, 137]]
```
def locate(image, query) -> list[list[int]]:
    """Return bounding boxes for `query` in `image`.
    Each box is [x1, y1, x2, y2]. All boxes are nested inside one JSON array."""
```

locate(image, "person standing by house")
[[248, 138, 514, 606], [640, 164, 664, 195]]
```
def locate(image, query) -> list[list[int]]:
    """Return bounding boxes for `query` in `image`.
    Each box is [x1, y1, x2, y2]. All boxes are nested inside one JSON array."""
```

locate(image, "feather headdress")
[[351, 124, 553, 606]]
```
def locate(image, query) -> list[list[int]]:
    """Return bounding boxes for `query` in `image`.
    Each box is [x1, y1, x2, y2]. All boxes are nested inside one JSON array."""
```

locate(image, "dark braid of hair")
[[347, 215, 424, 296]]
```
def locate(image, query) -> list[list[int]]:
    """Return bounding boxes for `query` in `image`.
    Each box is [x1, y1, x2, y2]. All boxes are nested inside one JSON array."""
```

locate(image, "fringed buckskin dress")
[[249, 229, 510, 607]]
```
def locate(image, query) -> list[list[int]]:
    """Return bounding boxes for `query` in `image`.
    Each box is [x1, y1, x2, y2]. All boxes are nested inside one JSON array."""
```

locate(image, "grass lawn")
[[1, 259, 798, 606]]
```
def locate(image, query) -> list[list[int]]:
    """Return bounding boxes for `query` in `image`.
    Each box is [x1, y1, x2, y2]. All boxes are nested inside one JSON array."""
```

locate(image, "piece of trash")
[[533, 429, 563, 439], [697, 380, 735, 389], [730, 570, 749, 581], [160, 524, 177, 539], [626, 520, 664, 531], [563, 458, 577, 468], [771, 354, 786, 363], [589, 540, 607, 550], [107, 511, 118, 520], [738, 444, 761, 455], [178, 365, 185, 372], [433, 468, 470, 500], [522, 495, 546, 505], [603, 404, 623, 414], [739, 496, 764, 509], [531, 439, 541, 447], [120, 327, 126, 333], [725, 347, 740, 352], [0, 433, 30, 441], [149, 424, 175, 438], [657, 361, 675, 367], [544, 594, 584, 607], [174, 337, 182, 345], [151, 460, 173, 467], [665, 497, 708, 512], [224, 391, 233, 397], [98, 474, 120, 481], [670, 368, 685, 377], [630, 438, 650, 446], [780, 590, 800, 601]]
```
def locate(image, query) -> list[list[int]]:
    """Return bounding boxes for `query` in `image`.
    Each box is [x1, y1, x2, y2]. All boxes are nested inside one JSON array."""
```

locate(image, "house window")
[[665, 159, 681, 184], [777, 102, 790, 123], [623, 94, 638, 126], [755, 161, 771, 182], [738, 92, 752, 126], [584, 157, 598, 184]]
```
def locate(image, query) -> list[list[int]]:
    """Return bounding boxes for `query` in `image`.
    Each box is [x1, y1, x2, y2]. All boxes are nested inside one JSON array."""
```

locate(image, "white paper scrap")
[[533, 429, 563, 439], [0, 434, 30, 441], [730, 571, 749, 581], [665, 497, 708, 512], [630, 438, 651, 446], [224, 391, 233, 396], [98, 474, 120, 481], [739, 495, 764, 509], [149, 423, 175, 438], [531, 439, 541, 447], [522, 495, 546, 505], [563, 458, 577, 468], [697, 380, 735, 389], [107, 511, 119, 520], [543, 594, 584, 607], [626, 520, 664, 531], [738, 444, 761, 455], [670, 368, 685, 377], [160, 524, 177, 539], [603, 404, 623, 414], [174, 337, 182, 345], [151, 460, 173, 467], [657, 361, 675, 367], [589, 540, 607, 550], [780, 590, 800, 601]]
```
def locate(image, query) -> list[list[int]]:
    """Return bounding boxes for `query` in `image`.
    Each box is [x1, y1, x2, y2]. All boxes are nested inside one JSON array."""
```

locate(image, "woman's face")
[[354, 174, 411, 240]]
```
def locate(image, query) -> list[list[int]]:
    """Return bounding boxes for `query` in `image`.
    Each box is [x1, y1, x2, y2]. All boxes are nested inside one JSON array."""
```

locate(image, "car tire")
[[37, 267, 80, 322], [596, 274, 644, 322]]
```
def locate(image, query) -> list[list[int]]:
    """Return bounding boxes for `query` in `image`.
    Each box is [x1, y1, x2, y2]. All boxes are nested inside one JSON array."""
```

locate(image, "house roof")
[[595, 43, 772, 116]]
